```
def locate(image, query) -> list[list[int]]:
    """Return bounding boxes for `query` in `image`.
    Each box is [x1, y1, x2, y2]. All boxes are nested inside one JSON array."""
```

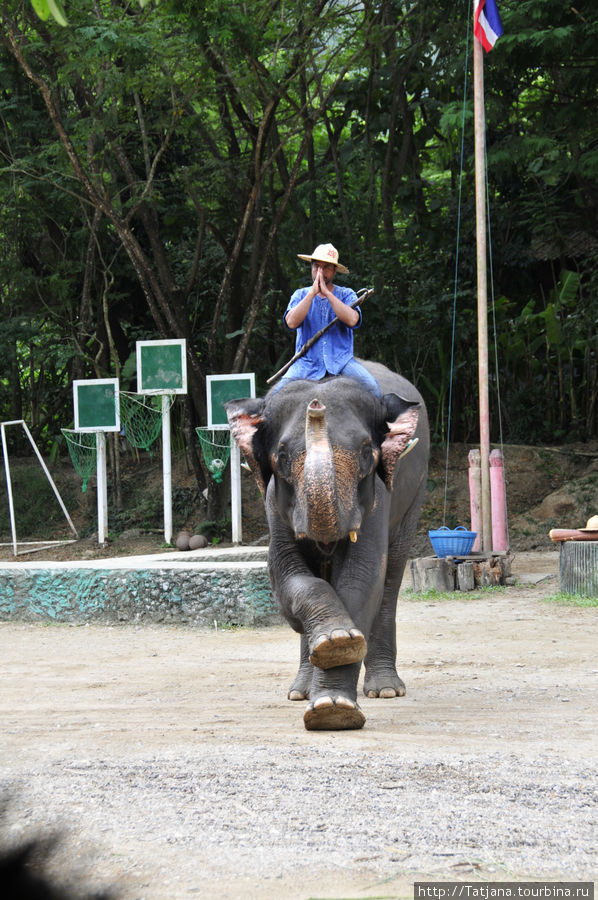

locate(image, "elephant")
[[225, 360, 429, 731]]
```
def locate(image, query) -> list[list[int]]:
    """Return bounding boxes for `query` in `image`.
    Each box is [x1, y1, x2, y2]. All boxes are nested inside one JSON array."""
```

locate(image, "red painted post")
[[489, 449, 508, 551], [468, 449, 482, 552]]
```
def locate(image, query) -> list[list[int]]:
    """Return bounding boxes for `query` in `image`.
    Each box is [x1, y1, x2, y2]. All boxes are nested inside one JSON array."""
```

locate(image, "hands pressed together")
[[285, 262, 359, 329], [311, 266, 332, 299]]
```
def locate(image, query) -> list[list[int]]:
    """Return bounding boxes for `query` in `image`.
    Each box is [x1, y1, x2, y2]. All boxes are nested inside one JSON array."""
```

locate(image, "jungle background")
[[1, 0, 597, 551]]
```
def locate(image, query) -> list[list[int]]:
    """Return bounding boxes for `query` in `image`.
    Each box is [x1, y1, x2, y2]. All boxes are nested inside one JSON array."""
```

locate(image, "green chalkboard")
[[136, 339, 187, 394], [207, 374, 256, 428], [73, 379, 120, 432]]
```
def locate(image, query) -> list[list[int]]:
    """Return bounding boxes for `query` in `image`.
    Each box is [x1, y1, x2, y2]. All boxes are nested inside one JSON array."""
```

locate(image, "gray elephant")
[[225, 360, 429, 731]]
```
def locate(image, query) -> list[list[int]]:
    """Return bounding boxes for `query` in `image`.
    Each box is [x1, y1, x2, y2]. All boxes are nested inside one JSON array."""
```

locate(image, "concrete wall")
[[0, 549, 281, 626]]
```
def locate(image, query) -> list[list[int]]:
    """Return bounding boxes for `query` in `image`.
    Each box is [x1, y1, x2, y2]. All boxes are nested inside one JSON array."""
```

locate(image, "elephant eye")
[[275, 445, 291, 479], [359, 442, 374, 475]]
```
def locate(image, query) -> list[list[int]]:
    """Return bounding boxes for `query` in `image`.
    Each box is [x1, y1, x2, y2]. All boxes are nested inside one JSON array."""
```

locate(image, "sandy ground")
[[1, 550, 597, 899]]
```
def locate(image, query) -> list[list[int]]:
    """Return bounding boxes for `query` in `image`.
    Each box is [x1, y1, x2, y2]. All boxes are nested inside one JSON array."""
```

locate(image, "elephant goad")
[[225, 361, 429, 731]]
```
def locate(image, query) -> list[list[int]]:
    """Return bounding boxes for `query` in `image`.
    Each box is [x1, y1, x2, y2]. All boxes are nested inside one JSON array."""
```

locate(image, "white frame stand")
[[162, 395, 173, 544], [230, 439, 242, 545], [1, 419, 78, 556], [72, 378, 120, 546], [135, 339, 187, 546], [206, 373, 256, 546], [95, 431, 108, 545]]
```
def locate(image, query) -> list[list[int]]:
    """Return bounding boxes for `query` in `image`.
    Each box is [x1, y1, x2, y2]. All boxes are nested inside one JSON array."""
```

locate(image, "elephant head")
[[225, 378, 421, 545]]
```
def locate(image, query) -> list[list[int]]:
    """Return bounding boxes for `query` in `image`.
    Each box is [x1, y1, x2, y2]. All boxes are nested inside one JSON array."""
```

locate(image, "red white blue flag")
[[474, 0, 504, 52]]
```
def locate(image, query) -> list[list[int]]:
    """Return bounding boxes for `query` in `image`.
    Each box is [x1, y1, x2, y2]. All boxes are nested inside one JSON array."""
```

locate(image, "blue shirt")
[[283, 285, 362, 379]]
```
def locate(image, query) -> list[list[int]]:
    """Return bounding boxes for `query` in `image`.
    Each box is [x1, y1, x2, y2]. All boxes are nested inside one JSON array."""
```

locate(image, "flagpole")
[[473, 24, 492, 552]]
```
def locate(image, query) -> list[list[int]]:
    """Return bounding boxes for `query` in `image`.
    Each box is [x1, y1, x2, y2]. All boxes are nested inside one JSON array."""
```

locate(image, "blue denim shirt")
[[283, 285, 362, 379]]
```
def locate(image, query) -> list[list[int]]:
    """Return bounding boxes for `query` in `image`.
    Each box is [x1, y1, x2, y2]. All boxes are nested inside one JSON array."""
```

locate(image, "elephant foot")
[[303, 695, 365, 731], [289, 687, 309, 700], [363, 670, 406, 699], [289, 689, 307, 700], [309, 628, 366, 670], [288, 669, 311, 701]]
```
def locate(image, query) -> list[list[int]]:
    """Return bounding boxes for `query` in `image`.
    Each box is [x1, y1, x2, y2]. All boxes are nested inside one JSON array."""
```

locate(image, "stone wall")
[[0, 550, 281, 627]]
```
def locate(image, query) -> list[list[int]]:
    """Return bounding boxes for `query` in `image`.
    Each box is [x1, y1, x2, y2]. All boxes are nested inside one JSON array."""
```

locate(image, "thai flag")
[[474, 0, 504, 52]]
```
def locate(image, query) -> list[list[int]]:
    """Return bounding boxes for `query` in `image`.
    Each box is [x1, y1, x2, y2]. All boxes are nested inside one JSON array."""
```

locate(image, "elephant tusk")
[[349, 531, 358, 543]]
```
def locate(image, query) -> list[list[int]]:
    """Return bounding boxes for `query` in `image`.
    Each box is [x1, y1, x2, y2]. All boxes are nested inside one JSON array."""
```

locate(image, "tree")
[[2, 0, 598, 463]]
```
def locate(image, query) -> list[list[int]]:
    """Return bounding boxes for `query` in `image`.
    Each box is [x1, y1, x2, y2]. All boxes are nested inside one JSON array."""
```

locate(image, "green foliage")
[[1, 0, 597, 455], [0, 460, 79, 540], [543, 593, 598, 608], [29, 0, 156, 26], [110, 495, 161, 532], [31, 0, 68, 27], [171, 485, 202, 521], [403, 586, 507, 602]]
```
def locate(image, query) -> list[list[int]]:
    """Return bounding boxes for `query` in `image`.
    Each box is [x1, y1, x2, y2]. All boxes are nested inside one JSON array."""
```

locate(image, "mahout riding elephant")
[[225, 360, 429, 731]]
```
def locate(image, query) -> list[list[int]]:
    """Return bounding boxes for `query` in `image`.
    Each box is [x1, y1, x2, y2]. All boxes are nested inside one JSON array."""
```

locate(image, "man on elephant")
[[274, 243, 382, 397]]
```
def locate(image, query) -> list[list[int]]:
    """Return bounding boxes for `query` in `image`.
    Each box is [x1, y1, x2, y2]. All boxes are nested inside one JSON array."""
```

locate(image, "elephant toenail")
[[313, 696, 333, 709]]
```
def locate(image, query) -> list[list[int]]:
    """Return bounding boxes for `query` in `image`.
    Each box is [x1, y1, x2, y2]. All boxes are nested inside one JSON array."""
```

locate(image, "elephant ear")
[[224, 397, 267, 496], [379, 393, 421, 490]]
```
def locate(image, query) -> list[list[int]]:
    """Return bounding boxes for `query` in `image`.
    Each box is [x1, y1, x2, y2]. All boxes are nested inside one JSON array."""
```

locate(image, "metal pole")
[[473, 32, 492, 553], [162, 395, 173, 544], [96, 431, 108, 545], [230, 436, 242, 544], [1, 423, 18, 556]]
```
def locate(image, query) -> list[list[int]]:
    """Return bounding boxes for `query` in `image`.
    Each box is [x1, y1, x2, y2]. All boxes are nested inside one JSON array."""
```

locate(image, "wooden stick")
[[267, 288, 374, 385], [549, 529, 598, 542]]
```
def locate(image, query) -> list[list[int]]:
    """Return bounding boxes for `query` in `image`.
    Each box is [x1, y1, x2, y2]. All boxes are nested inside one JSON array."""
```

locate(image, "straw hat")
[[580, 515, 598, 531], [297, 243, 349, 274]]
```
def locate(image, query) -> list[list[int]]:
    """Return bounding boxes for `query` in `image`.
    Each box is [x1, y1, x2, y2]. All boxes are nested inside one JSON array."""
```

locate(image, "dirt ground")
[[1, 444, 597, 897], [1, 550, 597, 899]]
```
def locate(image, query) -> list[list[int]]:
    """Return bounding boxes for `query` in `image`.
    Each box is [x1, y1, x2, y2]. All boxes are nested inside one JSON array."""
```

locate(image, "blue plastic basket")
[[428, 525, 476, 558]]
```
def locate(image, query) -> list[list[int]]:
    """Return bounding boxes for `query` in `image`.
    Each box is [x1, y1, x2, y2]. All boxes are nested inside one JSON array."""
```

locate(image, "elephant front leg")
[[310, 625, 366, 669], [303, 662, 365, 731], [362, 572, 406, 699], [288, 635, 311, 700], [363, 661, 406, 699], [362, 520, 419, 698], [278, 574, 367, 670]]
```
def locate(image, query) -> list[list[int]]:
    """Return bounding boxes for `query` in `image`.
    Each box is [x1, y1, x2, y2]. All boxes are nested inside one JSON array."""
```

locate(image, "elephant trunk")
[[302, 399, 342, 543]]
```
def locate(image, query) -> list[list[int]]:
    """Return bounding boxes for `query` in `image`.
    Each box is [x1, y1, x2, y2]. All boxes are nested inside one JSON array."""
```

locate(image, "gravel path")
[[1, 552, 597, 899]]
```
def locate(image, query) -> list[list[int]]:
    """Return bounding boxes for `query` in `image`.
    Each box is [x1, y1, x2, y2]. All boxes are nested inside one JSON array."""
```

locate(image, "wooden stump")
[[410, 556, 455, 592], [456, 560, 475, 591], [410, 553, 512, 593], [559, 541, 598, 596]]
